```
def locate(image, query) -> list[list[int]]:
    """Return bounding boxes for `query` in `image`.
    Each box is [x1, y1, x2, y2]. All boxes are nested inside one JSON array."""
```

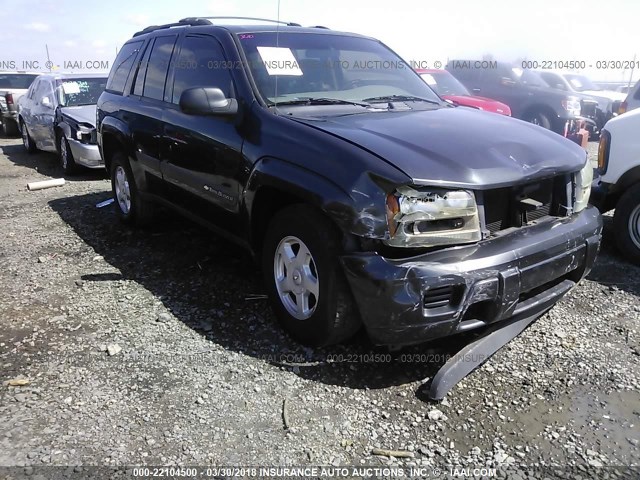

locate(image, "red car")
[[416, 69, 511, 116]]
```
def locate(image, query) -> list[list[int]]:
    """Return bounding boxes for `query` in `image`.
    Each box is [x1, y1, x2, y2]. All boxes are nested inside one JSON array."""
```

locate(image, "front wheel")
[[59, 135, 78, 174], [613, 183, 640, 265], [110, 152, 155, 226], [262, 205, 361, 346]]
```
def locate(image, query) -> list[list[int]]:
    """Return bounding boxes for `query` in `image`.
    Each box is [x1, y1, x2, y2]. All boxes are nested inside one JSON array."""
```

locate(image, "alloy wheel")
[[273, 235, 319, 320]]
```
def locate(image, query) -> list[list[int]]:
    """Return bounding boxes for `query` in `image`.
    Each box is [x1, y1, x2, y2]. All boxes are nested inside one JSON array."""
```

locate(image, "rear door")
[[160, 33, 245, 236], [127, 34, 179, 193]]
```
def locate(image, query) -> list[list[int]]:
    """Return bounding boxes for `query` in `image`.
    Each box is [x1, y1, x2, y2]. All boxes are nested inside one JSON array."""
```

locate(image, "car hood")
[[291, 107, 586, 189], [59, 104, 97, 127], [582, 89, 627, 102], [442, 95, 511, 115]]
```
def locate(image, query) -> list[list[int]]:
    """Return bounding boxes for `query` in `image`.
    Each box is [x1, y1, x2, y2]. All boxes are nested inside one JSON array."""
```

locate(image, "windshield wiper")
[[362, 95, 441, 106], [273, 97, 371, 107]]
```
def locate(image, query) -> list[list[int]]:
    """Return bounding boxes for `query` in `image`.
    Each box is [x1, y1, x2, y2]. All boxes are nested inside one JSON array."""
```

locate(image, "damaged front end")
[[341, 161, 601, 347]]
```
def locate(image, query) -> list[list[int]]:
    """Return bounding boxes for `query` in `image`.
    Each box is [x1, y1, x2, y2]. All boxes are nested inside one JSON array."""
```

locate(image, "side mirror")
[[41, 96, 52, 108], [179, 87, 238, 116]]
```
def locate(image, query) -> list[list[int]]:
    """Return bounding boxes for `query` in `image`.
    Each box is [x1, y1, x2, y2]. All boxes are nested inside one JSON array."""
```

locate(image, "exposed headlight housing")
[[385, 186, 481, 247], [574, 161, 593, 213], [75, 124, 94, 143]]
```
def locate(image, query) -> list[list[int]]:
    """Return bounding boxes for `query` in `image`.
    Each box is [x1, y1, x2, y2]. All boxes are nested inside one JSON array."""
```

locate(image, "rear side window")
[[142, 35, 178, 101], [107, 41, 143, 94], [171, 35, 233, 104]]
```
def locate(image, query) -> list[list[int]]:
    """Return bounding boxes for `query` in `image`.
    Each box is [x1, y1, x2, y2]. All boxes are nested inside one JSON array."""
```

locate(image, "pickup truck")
[[0, 72, 38, 136], [591, 107, 640, 264]]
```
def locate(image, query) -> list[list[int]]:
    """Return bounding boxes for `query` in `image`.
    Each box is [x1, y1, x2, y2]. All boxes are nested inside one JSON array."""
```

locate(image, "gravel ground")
[[0, 135, 638, 479]]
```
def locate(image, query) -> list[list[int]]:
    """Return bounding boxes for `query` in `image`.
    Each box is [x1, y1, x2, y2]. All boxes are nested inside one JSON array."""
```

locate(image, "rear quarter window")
[[106, 40, 144, 94]]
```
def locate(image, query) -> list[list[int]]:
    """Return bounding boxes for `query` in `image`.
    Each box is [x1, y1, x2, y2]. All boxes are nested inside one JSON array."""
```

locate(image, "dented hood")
[[292, 107, 586, 189], [59, 104, 97, 127]]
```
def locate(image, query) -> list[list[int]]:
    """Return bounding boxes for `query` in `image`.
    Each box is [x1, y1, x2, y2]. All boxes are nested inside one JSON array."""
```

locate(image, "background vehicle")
[[446, 61, 596, 134], [537, 70, 618, 133], [97, 18, 601, 360], [618, 79, 640, 115], [591, 107, 640, 265], [18, 73, 107, 173], [416, 68, 511, 115], [0, 72, 38, 136]]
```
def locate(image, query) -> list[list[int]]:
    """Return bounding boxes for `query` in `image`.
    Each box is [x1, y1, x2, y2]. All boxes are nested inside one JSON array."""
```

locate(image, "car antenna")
[[274, 0, 281, 109]]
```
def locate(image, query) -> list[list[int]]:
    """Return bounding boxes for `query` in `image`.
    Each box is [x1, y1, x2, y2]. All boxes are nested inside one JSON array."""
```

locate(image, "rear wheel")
[[4, 118, 19, 136], [613, 183, 640, 265], [526, 111, 552, 130], [110, 152, 155, 226], [262, 205, 361, 346], [20, 120, 37, 153]]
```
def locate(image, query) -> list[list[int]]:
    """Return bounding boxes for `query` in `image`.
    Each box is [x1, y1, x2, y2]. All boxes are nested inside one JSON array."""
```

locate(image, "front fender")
[[246, 156, 395, 240]]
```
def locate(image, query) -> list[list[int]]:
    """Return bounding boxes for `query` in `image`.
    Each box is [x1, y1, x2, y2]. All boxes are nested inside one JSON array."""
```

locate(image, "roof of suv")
[[34, 72, 109, 80], [130, 17, 367, 40]]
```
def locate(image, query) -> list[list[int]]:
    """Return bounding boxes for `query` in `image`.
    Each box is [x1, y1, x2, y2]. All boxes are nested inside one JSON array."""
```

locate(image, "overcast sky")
[[1, 0, 638, 83]]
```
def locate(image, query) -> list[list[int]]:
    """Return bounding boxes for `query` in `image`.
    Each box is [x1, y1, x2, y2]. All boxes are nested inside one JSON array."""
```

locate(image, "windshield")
[[55, 77, 107, 106], [0, 74, 37, 89], [238, 32, 442, 106], [564, 74, 600, 92], [511, 68, 545, 87], [419, 71, 470, 96]]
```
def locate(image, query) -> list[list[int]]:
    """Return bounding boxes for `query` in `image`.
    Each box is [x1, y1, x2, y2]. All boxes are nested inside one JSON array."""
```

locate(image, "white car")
[[619, 79, 640, 115], [591, 107, 640, 264]]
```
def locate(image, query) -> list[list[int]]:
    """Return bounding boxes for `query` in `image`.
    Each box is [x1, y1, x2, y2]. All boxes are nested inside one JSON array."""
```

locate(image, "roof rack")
[[133, 18, 212, 37], [179, 16, 301, 27], [310, 25, 330, 29]]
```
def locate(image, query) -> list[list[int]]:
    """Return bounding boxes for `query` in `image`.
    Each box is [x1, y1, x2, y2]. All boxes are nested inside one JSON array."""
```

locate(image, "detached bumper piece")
[[342, 206, 602, 347]]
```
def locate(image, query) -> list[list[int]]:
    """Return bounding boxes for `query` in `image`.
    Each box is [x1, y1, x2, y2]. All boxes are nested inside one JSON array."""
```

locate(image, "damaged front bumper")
[[67, 139, 104, 169], [342, 206, 602, 346]]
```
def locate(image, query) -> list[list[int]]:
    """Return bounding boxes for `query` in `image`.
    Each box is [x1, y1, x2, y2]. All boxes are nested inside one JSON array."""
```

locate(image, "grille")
[[481, 176, 566, 235], [424, 285, 455, 309]]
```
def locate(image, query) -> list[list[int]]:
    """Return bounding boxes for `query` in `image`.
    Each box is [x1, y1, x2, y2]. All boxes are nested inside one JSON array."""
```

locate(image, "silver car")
[[17, 73, 107, 173]]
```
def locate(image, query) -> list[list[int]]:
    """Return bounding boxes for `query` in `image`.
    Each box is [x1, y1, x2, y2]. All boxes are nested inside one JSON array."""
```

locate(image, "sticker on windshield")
[[61, 82, 81, 94], [256, 47, 303, 76]]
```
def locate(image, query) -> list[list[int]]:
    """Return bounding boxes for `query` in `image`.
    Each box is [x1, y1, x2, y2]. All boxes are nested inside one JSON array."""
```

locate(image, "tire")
[[262, 205, 361, 347], [58, 135, 78, 175], [526, 111, 552, 130], [20, 120, 37, 153], [110, 151, 155, 226], [4, 118, 19, 136], [613, 183, 640, 266]]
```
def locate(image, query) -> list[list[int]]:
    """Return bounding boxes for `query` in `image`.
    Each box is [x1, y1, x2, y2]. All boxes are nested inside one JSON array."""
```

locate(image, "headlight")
[[385, 186, 481, 247], [574, 161, 593, 213], [562, 96, 582, 117]]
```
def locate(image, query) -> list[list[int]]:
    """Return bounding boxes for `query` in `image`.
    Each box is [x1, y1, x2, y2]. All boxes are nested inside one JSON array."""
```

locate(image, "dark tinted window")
[[172, 35, 233, 103], [0, 74, 37, 89], [143, 35, 177, 101], [133, 41, 153, 96], [107, 41, 143, 94]]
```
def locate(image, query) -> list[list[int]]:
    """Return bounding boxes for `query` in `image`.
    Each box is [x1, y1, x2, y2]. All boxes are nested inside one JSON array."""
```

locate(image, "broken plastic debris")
[[27, 178, 65, 191], [6, 378, 30, 386], [96, 198, 115, 208]]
